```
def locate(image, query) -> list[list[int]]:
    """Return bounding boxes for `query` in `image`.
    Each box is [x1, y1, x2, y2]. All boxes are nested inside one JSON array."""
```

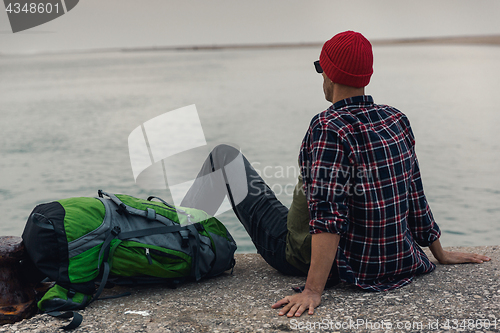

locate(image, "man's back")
[[299, 95, 441, 291]]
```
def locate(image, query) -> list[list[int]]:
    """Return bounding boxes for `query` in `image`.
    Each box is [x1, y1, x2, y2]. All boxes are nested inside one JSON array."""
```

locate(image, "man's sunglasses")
[[314, 60, 323, 74]]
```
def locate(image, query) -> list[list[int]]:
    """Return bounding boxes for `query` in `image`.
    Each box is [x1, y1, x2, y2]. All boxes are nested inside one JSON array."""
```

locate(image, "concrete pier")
[[1, 246, 498, 332]]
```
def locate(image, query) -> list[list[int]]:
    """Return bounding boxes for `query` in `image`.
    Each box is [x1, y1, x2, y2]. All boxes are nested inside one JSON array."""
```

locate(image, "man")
[[271, 30, 490, 317], [181, 30, 490, 319]]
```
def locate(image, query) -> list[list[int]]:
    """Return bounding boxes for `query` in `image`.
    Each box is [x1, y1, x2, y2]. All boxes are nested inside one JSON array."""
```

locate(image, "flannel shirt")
[[299, 95, 441, 291]]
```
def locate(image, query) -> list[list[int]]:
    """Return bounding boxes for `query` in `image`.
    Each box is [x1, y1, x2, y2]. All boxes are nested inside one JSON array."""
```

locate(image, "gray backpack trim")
[[67, 199, 113, 259]]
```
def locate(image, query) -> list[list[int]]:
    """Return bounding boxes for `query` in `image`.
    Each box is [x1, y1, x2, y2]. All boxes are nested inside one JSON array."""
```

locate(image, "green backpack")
[[22, 190, 237, 329]]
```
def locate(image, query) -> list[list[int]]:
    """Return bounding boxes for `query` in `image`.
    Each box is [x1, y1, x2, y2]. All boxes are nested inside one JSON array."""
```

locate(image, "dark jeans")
[[181, 144, 304, 276]]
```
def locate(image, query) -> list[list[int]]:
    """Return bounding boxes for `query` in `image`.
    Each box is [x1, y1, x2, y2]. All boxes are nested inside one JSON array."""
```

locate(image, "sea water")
[[0, 44, 499, 252]]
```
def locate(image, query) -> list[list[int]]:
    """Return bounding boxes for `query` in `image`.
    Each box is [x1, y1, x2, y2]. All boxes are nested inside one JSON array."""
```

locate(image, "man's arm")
[[429, 239, 490, 264], [406, 156, 442, 247], [276, 118, 346, 317], [272, 232, 340, 317]]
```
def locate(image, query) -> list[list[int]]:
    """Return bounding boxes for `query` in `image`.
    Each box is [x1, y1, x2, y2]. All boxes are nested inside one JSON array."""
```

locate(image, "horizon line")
[[1, 34, 500, 57]]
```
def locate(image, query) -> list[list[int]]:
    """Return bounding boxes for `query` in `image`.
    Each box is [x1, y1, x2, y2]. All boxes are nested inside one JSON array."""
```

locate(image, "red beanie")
[[319, 31, 373, 88]]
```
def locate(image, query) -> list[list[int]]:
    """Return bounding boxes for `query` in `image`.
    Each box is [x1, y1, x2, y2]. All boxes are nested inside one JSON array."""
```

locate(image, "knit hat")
[[319, 31, 373, 88]]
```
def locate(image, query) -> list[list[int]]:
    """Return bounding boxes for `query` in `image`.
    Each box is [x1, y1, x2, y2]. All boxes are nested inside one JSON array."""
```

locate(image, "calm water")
[[1, 45, 499, 252]]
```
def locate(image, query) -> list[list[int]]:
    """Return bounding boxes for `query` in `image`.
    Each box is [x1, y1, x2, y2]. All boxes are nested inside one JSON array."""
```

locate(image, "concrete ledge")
[[1, 246, 499, 332]]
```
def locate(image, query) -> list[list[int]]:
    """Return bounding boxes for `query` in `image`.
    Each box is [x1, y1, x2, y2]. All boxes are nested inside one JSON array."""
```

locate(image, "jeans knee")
[[211, 144, 240, 158], [210, 144, 242, 169]]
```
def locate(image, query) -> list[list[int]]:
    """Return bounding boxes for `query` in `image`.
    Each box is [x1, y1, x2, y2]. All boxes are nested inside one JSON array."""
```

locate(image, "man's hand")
[[429, 239, 491, 264], [272, 232, 340, 317], [434, 249, 490, 265], [271, 289, 322, 317]]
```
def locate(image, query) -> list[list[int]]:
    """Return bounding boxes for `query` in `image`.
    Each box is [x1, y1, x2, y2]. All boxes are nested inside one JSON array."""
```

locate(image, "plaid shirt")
[[299, 95, 441, 291]]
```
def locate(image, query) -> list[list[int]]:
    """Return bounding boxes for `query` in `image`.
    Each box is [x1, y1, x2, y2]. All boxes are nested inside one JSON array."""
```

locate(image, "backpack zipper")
[[145, 248, 153, 265], [145, 248, 186, 264]]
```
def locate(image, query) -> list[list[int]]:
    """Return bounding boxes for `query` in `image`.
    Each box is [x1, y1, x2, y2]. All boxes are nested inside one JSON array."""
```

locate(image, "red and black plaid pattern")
[[299, 95, 441, 291]]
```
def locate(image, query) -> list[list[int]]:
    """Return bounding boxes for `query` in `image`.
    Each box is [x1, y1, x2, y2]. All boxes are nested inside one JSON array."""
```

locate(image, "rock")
[[1, 246, 499, 332], [0, 237, 37, 325]]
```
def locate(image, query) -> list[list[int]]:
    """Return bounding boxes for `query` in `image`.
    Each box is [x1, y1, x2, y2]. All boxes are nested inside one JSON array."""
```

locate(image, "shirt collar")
[[332, 95, 374, 110]]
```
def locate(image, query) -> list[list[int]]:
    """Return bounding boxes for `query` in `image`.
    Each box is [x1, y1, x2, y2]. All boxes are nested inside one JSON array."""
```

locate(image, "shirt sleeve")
[[407, 156, 441, 246], [300, 122, 351, 236]]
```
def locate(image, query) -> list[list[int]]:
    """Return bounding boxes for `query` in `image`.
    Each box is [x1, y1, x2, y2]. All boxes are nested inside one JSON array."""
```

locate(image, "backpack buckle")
[[111, 226, 121, 236], [116, 203, 127, 215], [179, 230, 189, 248], [67, 289, 76, 299]]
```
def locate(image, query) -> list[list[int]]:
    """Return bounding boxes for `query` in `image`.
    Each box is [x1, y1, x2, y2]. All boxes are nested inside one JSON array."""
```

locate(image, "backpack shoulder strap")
[[46, 311, 83, 331]]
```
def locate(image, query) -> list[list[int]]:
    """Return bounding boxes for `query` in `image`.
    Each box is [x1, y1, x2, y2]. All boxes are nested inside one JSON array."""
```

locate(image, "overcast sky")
[[1, 0, 500, 54]]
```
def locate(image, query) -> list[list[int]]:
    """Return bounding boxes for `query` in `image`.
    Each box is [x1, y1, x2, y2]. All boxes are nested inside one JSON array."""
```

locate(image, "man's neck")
[[331, 84, 365, 104]]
